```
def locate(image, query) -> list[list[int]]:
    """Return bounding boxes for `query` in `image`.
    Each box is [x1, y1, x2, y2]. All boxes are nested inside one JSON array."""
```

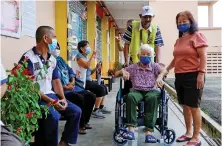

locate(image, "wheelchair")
[[113, 78, 176, 146]]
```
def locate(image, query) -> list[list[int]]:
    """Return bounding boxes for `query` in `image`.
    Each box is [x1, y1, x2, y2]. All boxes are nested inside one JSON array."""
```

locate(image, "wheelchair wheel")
[[113, 130, 127, 146], [164, 128, 176, 144]]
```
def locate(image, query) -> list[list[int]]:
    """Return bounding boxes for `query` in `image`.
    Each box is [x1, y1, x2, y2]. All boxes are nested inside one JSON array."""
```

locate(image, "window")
[[213, 0, 222, 27], [207, 52, 222, 75], [198, 6, 209, 27]]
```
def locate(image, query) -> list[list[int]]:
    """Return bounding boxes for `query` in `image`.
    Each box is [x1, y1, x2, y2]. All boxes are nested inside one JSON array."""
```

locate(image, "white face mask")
[[55, 49, 60, 57], [50, 49, 60, 57]]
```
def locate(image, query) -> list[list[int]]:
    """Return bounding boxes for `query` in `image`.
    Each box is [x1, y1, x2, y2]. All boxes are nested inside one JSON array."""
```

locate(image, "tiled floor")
[[59, 80, 209, 146]]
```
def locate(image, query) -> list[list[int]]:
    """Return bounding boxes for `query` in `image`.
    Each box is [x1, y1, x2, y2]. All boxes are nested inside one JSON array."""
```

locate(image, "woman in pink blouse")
[[166, 11, 208, 146]]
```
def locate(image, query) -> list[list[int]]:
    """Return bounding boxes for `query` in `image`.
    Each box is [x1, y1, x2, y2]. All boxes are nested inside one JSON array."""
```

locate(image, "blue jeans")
[[35, 94, 81, 146]]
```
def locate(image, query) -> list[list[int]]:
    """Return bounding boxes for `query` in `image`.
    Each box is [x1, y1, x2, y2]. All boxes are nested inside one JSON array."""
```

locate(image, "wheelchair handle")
[[119, 64, 127, 89], [120, 77, 123, 89], [160, 85, 165, 91]]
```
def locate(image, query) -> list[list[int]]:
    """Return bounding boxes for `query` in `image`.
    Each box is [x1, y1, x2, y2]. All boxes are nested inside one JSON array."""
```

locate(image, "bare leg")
[[183, 105, 193, 137], [100, 96, 105, 105], [190, 107, 201, 142], [145, 130, 152, 135], [128, 126, 135, 132], [94, 97, 103, 109], [59, 141, 69, 146]]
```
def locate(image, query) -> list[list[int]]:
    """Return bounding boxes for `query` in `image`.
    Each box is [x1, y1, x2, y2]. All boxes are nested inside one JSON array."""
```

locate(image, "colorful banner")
[[67, 1, 87, 61], [67, 12, 82, 61]]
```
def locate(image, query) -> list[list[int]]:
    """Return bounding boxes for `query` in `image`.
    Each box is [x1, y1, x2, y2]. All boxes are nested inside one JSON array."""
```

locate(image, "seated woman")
[[73, 40, 110, 119], [51, 43, 96, 134], [115, 44, 166, 143], [95, 61, 109, 96], [86, 61, 111, 116]]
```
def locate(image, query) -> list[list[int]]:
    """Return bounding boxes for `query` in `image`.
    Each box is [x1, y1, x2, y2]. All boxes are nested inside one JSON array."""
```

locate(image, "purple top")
[[125, 63, 161, 91]]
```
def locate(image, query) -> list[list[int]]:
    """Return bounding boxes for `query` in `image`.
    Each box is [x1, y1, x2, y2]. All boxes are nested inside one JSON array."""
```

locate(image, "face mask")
[[55, 49, 60, 57], [177, 23, 189, 32], [50, 49, 60, 57], [52, 49, 60, 57], [140, 56, 151, 66], [48, 39, 58, 51], [85, 47, 91, 55]]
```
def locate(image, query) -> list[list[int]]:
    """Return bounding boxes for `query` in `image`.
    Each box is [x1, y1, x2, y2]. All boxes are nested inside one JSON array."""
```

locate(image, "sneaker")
[[92, 110, 105, 118], [100, 107, 112, 114]]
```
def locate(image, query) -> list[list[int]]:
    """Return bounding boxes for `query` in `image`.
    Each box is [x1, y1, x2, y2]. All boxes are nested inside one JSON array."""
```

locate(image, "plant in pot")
[[114, 61, 123, 71], [108, 69, 115, 76], [1, 57, 50, 146]]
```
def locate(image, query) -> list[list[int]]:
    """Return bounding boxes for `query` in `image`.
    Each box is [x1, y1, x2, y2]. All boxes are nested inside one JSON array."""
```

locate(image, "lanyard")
[[140, 29, 152, 45]]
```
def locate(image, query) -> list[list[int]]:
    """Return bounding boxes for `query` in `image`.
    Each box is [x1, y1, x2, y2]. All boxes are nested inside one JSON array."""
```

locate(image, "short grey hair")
[[138, 44, 155, 56]]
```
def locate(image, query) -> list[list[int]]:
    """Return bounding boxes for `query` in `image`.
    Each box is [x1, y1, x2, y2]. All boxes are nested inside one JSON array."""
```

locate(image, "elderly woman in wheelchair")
[[115, 44, 167, 143]]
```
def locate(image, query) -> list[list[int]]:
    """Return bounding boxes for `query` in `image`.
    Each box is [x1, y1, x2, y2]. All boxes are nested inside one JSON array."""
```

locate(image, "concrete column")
[[115, 40, 119, 63], [102, 16, 109, 76], [109, 27, 116, 69], [55, 1, 67, 61], [208, 4, 213, 28], [87, 1, 97, 69]]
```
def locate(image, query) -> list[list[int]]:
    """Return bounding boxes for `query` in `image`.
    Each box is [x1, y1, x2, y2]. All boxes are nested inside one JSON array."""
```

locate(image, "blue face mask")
[[140, 56, 151, 66], [85, 47, 91, 55], [177, 23, 189, 32], [48, 39, 58, 51]]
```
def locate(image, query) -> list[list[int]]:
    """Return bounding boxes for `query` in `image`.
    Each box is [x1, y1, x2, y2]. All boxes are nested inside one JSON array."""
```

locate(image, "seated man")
[[115, 44, 166, 143], [51, 42, 96, 134], [18, 26, 81, 146]]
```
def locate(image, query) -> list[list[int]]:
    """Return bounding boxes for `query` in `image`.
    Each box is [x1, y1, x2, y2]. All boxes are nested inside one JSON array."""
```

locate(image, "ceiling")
[[104, 1, 148, 30], [104, 0, 217, 32]]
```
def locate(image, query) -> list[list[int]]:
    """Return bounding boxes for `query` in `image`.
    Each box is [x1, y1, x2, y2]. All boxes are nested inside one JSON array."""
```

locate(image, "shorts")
[[85, 80, 106, 97], [175, 71, 204, 108], [100, 83, 108, 95]]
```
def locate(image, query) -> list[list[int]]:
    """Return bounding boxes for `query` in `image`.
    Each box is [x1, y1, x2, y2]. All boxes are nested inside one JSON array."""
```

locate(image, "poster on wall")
[[21, 0, 36, 37], [67, 1, 87, 63], [1, 0, 21, 38], [67, 11, 82, 61]]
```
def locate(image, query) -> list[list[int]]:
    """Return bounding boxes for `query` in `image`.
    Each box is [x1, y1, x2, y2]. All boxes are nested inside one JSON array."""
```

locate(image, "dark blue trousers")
[[35, 94, 81, 146]]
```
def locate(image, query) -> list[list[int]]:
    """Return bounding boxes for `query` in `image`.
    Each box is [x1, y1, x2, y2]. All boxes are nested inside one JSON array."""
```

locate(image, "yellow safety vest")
[[130, 21, 157, 63]]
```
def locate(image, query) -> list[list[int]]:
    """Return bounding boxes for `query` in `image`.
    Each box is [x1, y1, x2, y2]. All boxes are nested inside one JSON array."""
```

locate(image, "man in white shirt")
[[18, 26, 81, 146]]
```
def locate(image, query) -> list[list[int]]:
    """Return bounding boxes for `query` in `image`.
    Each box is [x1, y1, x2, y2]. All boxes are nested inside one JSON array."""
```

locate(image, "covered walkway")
[[58, 80, 209, 146]]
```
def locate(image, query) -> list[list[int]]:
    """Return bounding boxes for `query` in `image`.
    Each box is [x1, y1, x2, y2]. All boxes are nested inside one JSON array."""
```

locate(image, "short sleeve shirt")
[[125, 63, 161, 91], [0, 59, 7, 85], [173, 32, 208, 73], [122, 24, 164, 47], [18, 47, 59, 94]]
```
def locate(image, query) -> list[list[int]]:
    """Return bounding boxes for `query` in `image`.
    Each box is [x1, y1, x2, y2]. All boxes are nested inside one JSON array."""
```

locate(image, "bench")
[[101, 76, 112, 92], [92, 77, 112, 92], [92, 79, 104, 84]]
